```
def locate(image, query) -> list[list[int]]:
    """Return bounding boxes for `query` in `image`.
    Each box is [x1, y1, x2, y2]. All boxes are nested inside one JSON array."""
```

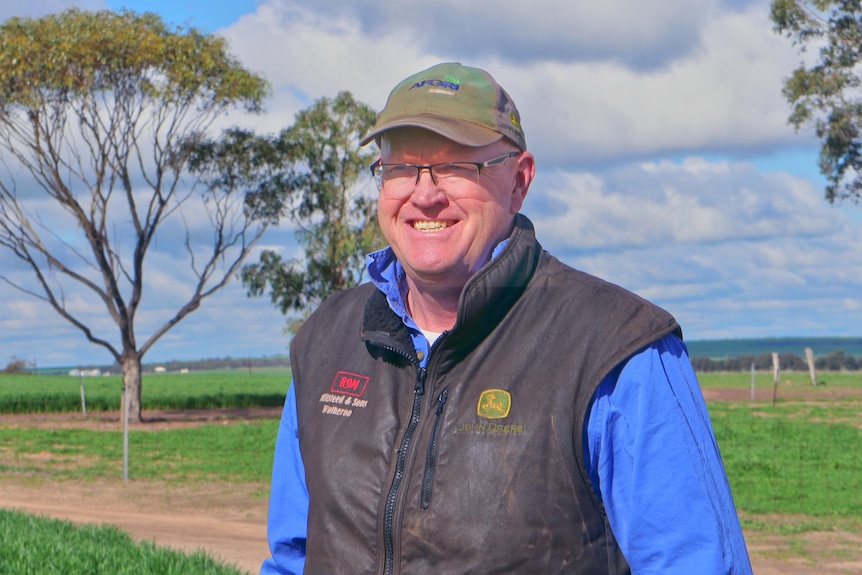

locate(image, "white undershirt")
[[420, 328, 443, 346]]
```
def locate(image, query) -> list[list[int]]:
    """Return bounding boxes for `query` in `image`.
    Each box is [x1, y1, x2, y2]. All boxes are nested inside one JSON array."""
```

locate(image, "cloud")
[[222, 0, 808, 171], [292, 0, 708, 69], [526, 158, 862, 339]]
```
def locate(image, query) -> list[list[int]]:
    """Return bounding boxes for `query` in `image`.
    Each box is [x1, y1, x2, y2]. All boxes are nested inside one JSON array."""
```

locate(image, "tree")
[[770, 0, 862, 203], [240, 91, 385, 331], [2, 356, 27, 374], [0, 9, 270, 422]]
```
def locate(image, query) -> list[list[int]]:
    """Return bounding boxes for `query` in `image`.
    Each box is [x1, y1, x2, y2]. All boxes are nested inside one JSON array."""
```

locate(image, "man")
[[261, 62, 752, 574]]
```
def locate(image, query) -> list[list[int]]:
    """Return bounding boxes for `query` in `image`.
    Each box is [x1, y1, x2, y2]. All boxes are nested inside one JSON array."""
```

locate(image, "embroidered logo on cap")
[[477, 389, 511, 419]]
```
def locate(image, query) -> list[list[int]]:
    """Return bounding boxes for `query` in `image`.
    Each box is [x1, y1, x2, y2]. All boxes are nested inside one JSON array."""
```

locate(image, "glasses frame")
[[370, 151, 521, 190]]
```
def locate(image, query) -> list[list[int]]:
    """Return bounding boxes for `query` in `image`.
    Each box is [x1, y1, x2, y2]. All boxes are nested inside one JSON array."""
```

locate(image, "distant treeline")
[[55, 355, 292, 375], [691, 349, 860, 372], [136, 355, 291, 373]]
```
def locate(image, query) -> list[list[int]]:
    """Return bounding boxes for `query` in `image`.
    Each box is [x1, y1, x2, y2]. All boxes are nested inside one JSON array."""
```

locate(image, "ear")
[[509, 151, 535, 214]]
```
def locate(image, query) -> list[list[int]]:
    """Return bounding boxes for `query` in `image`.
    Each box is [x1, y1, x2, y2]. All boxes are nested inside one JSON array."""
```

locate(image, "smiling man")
[[261, 62, 753, 575]]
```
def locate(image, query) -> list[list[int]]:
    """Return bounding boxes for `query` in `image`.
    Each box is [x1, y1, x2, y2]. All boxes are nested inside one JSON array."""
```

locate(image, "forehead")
[[381, 128, 488, 161]]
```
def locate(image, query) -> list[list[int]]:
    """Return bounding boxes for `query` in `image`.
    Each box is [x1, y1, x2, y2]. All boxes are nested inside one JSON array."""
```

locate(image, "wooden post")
[[771, 352, 780, 407], [78, 370, 87, 418], [750, 362, 756, 401], [805, 347, 817, 386]]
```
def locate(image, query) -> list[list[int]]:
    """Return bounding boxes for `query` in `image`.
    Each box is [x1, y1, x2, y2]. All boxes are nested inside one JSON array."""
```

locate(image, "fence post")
[[78, 370, 87, 418], [805, 347, 817, 386], [772, 352, 780, 407], [750, 362, 756, 401]]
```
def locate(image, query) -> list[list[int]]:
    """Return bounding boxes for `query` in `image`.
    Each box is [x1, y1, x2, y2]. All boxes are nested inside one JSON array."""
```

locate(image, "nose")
[[411, 167, 446, 206]]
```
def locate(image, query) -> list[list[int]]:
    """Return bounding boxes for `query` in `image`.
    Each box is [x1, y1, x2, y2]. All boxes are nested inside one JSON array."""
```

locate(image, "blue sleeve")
[[585, 334, 753, 574], [260, 382, 308, 575]]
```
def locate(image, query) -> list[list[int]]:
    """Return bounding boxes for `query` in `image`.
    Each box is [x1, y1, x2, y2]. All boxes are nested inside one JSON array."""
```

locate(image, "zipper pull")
[[414, 367, 426, 394], [435, 389, 449, 414]]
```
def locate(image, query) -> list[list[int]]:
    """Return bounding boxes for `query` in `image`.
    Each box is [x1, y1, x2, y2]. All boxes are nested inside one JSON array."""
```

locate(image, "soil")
[[2, 393, 861, 574]]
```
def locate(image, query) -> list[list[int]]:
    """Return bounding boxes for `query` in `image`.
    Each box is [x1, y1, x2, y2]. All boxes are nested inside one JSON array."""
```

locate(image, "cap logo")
[[477, 389, 511, 419], [510, 111, 521, 131], [409, 78, 461, 92]]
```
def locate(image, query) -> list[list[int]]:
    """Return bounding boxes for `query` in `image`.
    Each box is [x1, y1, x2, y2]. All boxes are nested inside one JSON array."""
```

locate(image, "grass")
[[0, 420, 279, 483], [0, 508, 245, 575], [698, 370, 862, 389], [0, 369, 291, 414], [709, 399, 862, 520]]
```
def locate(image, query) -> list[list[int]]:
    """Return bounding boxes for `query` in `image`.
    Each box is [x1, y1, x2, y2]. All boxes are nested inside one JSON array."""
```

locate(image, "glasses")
[[370, 151, 520, 191]]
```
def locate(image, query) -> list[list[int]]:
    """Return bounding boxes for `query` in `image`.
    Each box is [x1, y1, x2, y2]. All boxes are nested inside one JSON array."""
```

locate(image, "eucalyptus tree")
[[240, 91, 385, 333], [0, 9, 270, 422], [771, 0, 862, 202]]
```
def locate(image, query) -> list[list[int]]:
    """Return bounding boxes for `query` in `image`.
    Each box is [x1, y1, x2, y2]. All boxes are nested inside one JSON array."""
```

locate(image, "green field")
[[710, 401, 862, 519], [0, 421, 278, 482], [2, 368, 861, 570], [698, 370, 862, 388], [0, 508, 245, 575], [0, 369, 291, 414]]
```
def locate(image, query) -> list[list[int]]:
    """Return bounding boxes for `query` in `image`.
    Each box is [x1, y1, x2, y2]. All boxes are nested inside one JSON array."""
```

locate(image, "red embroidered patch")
[[330, 371, 369, 397]]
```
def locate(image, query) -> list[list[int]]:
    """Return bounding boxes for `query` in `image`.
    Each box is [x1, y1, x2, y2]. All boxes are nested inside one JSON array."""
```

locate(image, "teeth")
[[413, 220, 449, 231]]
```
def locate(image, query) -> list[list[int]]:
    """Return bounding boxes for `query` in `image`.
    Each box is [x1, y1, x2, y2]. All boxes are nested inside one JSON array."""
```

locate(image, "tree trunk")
[[121, 354, 144, 423]]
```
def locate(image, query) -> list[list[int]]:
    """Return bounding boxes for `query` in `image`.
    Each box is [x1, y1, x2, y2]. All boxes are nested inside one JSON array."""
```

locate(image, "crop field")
[[1, 368, 861, 573], [0, 508, 246, 575], [0, 369, 291, 414]]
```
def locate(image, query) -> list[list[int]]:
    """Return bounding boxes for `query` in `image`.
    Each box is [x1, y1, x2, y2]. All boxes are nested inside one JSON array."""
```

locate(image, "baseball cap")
[[360, 62, 526, 151]]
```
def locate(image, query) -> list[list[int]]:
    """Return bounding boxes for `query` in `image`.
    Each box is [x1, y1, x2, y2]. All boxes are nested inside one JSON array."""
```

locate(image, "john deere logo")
[[477, 389, 511, 419], [510, 111, 522, 131]]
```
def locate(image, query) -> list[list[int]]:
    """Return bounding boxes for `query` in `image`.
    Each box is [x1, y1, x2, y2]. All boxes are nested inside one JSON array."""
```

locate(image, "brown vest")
[[291, 215, 680, 574]]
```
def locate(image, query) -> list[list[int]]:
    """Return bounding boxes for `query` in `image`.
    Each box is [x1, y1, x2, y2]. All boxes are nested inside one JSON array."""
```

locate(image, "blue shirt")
[[261, 248, 753, 574]]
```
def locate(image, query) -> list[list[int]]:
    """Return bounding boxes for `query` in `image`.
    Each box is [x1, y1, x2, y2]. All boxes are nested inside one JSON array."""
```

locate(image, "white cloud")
[[525, 159, 862, 340]]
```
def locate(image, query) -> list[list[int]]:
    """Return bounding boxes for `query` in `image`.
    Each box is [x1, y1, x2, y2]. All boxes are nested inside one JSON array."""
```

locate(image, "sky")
[[1, 0, 860, 368]]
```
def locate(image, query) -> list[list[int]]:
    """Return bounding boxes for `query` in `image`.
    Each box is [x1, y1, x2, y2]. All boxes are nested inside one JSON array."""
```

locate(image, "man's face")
[[378, 128, 534, 291]]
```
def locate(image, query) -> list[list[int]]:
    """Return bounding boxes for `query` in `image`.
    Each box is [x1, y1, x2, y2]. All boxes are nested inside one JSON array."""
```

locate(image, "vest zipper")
[[421, 388, 449, 509], [382, 367, 426, 575]]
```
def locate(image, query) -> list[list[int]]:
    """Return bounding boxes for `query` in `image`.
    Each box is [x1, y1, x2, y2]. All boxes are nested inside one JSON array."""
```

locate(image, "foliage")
[[238, 91, 385, 331], [0, 9, 271, 421], [692, 352, 808, 373], [770, 0, 862, 202], [1, 357, 28, 374], [0, 509, 245, 574], [691, 349, 861, 372], [686, 336, 862, 360]]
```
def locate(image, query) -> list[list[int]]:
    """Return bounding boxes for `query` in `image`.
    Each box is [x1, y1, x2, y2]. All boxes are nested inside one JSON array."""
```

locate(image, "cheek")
[[376, 197, 399, 221]]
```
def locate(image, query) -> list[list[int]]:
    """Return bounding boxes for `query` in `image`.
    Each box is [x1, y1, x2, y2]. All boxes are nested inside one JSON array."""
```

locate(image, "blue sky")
[[1, 0, 861, 368]]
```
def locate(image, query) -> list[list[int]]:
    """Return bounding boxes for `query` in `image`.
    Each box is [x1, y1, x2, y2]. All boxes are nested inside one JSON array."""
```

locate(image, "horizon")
[[17, 336, 862, 371]]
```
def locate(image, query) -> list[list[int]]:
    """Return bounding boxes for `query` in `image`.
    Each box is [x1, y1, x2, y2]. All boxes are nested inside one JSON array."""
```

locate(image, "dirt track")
[[2, 399, 861, 574]]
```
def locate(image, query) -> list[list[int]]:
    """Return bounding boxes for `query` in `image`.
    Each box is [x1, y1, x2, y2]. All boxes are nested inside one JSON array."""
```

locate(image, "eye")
[[383, 165, 417, 180], [433, 163, 478, 180]]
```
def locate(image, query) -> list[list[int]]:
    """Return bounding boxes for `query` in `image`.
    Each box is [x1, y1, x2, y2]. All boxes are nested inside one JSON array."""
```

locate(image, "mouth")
[[412, 220, 453, 232]]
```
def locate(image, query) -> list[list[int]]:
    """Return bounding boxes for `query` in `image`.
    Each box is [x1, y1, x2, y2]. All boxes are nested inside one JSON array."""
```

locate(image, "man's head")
[[360, 62, 526, 152], [366, 64, 535, 294]]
